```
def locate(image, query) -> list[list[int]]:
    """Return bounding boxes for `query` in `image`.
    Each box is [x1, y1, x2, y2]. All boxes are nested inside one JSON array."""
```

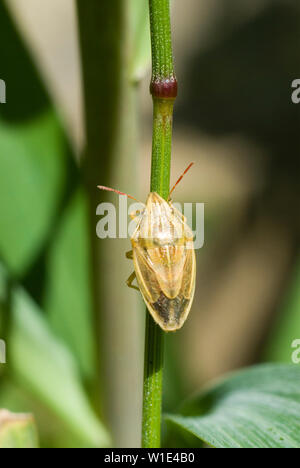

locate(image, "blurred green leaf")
[[0, 410, 39, 448], [11, 287, 110, 447], [0, 2, 74, 277], [130, 0, 151, 81], [166, 364, 300, 448], [264, 259, 300, 363], [0, 265, 110, 447], [0, 1, 48, 123], [44, 189, 96, 379], [0, 112, 67, 276], [0, 381, 96, 448]]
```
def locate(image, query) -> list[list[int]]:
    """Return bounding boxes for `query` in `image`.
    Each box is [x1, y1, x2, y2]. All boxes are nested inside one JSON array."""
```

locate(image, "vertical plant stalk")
[[142, 0, 177, 448], [77, 0, 126, 415], [77, 3, 142, 447]]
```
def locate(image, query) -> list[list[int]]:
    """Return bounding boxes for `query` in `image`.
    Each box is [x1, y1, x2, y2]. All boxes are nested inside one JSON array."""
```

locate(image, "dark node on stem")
[[150, 77, 178, 99]]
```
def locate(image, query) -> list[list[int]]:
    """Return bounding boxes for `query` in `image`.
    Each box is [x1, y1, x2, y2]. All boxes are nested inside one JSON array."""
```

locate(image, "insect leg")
[[126, 271, 139, 291], [125, 250, 133, 260]]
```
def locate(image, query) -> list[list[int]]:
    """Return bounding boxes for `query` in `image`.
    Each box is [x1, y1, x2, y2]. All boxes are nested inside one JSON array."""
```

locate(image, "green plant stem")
[[149, 0, 175, 80], [142, 0, 177, 448], [151, 99, 174, 199]]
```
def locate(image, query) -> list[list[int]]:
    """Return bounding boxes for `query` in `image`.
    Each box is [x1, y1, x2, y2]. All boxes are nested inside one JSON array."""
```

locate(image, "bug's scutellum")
[[98, 163, 196, 332]]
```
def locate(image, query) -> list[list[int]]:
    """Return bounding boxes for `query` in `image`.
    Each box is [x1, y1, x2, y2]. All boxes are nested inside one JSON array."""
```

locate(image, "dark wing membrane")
[[151, 293, 190, 331]]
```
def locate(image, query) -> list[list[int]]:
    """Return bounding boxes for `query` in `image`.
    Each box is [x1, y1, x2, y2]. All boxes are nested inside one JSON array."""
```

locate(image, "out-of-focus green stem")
[[77, 1, 124, 186], [76, 0, 125, 416], [142, 0, 177, 448], [77, 0, 144, 446]]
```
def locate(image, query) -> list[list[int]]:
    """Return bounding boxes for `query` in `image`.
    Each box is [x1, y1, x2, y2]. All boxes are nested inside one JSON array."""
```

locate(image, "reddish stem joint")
[[150, 77, 178, 99]]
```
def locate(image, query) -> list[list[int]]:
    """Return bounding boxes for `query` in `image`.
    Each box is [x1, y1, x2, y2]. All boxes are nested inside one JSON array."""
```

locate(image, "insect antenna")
[[168, 162, 194, 200], [97, 185, 142, 203]]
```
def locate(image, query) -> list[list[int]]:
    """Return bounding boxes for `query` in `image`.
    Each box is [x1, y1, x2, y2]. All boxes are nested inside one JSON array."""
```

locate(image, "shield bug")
[[98, 163, 196, 332]]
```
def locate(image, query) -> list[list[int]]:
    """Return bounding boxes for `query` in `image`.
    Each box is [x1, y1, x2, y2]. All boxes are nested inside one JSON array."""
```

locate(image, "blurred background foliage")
[[0, 0, 299, 448], [0, 409, 39, 448]]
